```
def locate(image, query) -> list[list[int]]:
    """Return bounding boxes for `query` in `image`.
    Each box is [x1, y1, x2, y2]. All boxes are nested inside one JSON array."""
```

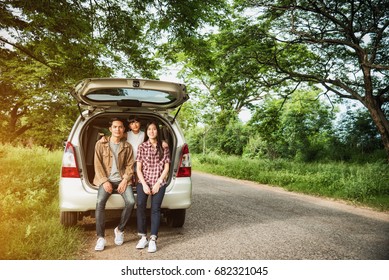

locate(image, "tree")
[[1, 0, 228, 78], [233, 0, 389, 160], [0, 49, 79, 147], [0, 0, 228, 145], [164, 18, 271, 119], [248, 88, 336, 161], [336, 107, 383, 153]]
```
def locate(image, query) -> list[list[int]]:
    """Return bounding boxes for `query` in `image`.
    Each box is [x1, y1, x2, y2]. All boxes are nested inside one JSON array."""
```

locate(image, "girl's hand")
[[151, 182, 161, 195], [142, 182, 151, 195]]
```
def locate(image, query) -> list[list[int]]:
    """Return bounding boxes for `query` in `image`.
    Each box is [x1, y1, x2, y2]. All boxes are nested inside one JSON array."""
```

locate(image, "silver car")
[[59, 78, 192, 227]]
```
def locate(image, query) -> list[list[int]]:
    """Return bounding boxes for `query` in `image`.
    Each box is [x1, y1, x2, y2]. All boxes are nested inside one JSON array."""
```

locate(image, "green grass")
[[0, 144, 83, 260], [192, 153, 389, 211]]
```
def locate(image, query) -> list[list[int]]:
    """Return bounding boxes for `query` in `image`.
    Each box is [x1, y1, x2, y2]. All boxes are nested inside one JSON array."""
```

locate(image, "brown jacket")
[[93, 136, 135, 186]]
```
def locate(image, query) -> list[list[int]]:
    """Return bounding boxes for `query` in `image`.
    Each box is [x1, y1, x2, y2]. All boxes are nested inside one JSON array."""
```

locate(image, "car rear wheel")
[[166, 209, 186, 228], [60, 211, 78, 227]]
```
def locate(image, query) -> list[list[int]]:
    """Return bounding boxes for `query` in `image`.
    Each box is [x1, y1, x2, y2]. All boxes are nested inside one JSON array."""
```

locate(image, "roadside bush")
[[0, 144, 83, 259], [192, 153, 389, 211]]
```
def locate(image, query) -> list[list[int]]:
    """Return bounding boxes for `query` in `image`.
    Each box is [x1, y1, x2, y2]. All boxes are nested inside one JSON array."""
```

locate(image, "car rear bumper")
[[59, 177, 192, 212]]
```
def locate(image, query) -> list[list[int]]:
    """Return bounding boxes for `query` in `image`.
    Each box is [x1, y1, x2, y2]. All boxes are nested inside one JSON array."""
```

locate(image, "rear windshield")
[[85, 88, 176, 104]]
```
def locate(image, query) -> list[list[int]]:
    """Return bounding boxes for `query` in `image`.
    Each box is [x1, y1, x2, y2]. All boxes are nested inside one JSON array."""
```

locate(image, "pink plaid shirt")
[[136, 140, 170, 186]]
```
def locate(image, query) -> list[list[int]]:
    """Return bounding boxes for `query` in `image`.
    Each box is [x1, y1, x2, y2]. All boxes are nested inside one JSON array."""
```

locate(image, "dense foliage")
[[1, 0, 388, 161], [173, 0, 389, 161], [0, 0, 227, 148], [183, 86, 385, 162]]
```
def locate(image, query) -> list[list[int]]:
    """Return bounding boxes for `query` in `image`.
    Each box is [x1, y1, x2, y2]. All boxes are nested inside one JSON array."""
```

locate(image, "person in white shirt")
[[127, 117, 145, 159]]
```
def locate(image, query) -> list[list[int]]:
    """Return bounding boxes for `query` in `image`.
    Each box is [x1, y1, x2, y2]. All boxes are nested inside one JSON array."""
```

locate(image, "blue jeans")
[[96, 181, 135, 238], [136, 183, 166, 238]]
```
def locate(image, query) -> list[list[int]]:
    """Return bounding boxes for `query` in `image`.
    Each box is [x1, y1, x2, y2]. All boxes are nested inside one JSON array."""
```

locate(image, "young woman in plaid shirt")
[[135, 120, 170, 253]]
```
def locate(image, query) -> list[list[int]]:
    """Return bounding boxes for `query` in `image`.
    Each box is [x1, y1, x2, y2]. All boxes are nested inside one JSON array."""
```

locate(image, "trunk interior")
[[79, 112, 175, 188]]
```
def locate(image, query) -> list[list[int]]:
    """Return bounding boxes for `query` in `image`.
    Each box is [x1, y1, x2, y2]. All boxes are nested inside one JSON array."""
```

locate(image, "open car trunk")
[[79, 112, 176, 189]]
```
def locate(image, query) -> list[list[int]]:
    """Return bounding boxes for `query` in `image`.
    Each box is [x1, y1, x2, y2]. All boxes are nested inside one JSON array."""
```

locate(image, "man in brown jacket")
[[94, 117, 135, 251]]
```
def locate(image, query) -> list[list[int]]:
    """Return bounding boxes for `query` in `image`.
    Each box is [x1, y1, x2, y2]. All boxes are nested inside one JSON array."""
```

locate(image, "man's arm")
[[93, 142, 109, 186]]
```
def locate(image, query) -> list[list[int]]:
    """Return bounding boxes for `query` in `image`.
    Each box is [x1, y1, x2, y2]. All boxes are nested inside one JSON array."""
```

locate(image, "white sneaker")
[[95, 237, 106, 251], [148, 239, 157, 253], [114, 227, 124, 246], [136, 237, 148, 249]]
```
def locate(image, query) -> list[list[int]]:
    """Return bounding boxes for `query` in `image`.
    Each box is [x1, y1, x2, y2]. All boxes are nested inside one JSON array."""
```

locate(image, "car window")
[[86, 88, 176, 104]]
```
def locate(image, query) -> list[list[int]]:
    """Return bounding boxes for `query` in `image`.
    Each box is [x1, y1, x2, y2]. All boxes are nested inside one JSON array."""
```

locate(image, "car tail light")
[[61, 142, 80, 178], [177, 143, 191, 177]]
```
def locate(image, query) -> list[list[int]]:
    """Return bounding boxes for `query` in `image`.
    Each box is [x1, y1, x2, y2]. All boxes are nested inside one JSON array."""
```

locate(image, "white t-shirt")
[[127, 130, 145, 159]]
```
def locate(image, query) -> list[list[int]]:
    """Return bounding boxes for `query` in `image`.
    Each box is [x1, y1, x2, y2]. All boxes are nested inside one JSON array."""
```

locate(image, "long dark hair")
[[144, 120, 164, 160]]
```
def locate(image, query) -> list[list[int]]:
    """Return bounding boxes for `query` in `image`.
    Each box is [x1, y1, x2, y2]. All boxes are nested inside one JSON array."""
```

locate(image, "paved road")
[[79, 171, 389, 260]]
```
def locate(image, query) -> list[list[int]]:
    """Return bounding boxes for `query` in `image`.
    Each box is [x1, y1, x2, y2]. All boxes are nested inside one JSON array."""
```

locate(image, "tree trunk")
[[8, 103, 32, 142], [365, 94, 389, 162]]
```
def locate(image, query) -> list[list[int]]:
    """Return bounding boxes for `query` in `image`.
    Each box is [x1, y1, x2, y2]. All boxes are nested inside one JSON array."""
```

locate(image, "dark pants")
[[136, 182, 166, 238]]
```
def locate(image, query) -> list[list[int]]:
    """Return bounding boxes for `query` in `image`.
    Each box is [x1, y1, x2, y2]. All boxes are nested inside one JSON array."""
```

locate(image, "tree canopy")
[[172, 0, 389, 160], [0, 0, 227, 147], [243, 0, 389, 158], [0, 0, 388, 161]]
